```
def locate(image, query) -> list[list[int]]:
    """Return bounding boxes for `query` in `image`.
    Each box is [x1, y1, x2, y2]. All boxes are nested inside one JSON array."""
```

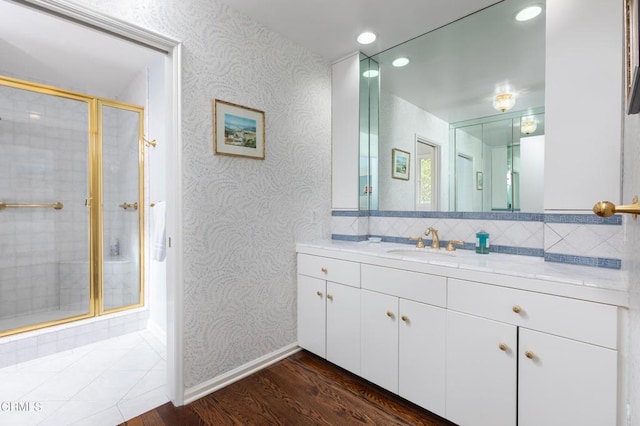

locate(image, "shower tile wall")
[[0, 85, 90, 322], [103, 106, 140, 310]]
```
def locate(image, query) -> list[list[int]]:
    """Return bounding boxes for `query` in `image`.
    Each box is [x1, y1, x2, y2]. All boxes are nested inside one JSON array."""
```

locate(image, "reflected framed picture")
[[476, 171, 484, 190], [392, 148, 410, 180], [213, 99, 265, 159]]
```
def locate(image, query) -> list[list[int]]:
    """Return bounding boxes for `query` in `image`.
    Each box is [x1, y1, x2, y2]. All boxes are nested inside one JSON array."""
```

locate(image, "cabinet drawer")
[[297, 254, 360, 288], [361, 264, 446, 307], [447, 279, 617, 349]]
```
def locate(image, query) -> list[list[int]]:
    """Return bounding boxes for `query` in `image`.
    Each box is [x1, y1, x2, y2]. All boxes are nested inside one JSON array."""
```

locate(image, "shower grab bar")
[[0, 201, 64, 211], [119, 202, 138, 210]]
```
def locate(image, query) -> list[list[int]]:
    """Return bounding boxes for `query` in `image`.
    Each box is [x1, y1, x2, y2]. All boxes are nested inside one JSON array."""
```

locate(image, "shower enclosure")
[[0, 76, 145, 337]]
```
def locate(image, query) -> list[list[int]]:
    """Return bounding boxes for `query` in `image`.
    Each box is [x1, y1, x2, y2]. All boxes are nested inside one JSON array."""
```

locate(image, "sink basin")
[[386, 247, 456, 257]]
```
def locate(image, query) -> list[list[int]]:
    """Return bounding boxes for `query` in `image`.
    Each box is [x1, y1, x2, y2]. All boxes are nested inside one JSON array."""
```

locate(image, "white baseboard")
[[183, 343, 301, 405]]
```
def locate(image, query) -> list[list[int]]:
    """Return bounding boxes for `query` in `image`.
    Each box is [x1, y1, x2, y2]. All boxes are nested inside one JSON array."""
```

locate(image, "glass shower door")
[[0, 82, 92, 336], [100, 102, 144, 313]]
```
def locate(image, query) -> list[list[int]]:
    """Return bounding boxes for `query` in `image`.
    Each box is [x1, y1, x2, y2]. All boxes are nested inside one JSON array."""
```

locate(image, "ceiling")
[[0, 0, 161, 98], [214, 0, 501, 62]]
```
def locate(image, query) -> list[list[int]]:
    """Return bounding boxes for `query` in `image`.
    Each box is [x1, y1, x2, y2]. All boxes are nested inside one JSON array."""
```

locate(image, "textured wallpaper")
[[73, 0, 332, 389]]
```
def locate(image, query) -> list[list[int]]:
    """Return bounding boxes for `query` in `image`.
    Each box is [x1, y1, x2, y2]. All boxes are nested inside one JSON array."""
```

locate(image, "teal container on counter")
[[476, 231, 490, 254]]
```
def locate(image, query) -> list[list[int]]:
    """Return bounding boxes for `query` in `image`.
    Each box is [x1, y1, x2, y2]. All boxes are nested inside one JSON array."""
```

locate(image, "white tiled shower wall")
[[0, 82, 144, 363], [0, 86, 89, 318]]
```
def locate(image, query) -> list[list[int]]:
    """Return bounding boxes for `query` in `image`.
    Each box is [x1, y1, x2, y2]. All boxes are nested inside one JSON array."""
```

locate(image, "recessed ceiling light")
[[362, 70, 379, 78], [515, 5, 542, 21], [392, 57, 410, 67], [357, 31, 376, 45]]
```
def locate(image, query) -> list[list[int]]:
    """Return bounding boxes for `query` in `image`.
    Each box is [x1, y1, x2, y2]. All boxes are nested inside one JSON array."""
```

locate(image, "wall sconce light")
[[520, 117, 537, 134], [493, 92, 515, 112]]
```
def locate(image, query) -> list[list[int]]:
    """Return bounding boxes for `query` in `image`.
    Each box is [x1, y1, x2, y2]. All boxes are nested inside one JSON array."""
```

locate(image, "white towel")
[[152, 201, 167, 262]]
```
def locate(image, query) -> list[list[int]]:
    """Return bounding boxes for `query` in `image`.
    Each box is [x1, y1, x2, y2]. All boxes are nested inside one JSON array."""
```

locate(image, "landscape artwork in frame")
[[213, 99, 265, 159], [392, 148, 410, 180]]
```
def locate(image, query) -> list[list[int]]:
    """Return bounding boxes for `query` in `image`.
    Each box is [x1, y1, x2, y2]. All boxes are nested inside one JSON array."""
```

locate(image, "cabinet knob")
[[327, 294, 333, 300], [401, 315, 409, 322], [499, 343, 509, 352], [525, 350, 536, 360], [512, 305, 522, 314], [386, 311, 395, 318], [321, 267, 328, 274], [316, 291, 323, 297]]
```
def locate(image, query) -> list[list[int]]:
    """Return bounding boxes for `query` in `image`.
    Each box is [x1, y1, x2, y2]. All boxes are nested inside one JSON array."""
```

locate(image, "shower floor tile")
[[0, 329, 168, 425]]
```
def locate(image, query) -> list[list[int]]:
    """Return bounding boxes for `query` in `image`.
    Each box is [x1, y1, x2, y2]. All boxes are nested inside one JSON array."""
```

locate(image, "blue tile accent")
[[332, 210, 368, 217], [331, 234, 367, 242], [544, 253, 622, 269], [544, 214, 621, 225]]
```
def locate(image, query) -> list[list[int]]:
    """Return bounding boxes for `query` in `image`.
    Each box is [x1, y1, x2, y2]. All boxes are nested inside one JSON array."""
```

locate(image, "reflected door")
[[100, 102, 144, 313], [456, 154, 473, 211]]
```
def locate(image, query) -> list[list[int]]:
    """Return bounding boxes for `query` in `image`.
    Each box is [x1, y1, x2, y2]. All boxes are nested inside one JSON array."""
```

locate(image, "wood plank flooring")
[[121, 350, 455, 425]]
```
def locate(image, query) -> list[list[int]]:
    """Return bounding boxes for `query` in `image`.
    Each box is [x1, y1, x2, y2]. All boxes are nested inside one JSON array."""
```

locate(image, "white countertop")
[[296, 240, 629, 307]]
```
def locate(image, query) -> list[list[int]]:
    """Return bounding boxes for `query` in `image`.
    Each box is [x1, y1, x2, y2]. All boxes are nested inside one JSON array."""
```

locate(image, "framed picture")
[[213, 99, 265, 159], [476, 171, 484, 190], [392, 148, 410, 180]]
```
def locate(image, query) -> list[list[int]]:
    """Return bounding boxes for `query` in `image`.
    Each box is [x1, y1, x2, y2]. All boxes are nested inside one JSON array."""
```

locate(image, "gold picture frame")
[[213, 99, 265, 159], [391, 148, 410, 180]]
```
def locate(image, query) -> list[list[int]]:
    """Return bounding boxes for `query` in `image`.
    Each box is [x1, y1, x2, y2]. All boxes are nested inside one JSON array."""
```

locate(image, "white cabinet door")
[[360, 289, 399, 393], [326, 281, 361, 374], [297, 274, 326, 358], [446, 311, 517, 426], [518, 328, 618, 426], [399, 299, 446, 418]]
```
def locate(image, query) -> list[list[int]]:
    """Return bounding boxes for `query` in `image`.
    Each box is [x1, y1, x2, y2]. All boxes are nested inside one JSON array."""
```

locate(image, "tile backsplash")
[[332, 211, 622, 269]]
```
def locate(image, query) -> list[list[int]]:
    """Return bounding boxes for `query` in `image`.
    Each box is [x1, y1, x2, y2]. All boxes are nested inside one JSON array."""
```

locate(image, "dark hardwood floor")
[[121, 350, 456, 425]]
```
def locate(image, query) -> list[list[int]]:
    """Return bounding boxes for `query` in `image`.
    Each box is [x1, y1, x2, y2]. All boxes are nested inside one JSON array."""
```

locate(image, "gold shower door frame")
[[0, 76, 145, 337]]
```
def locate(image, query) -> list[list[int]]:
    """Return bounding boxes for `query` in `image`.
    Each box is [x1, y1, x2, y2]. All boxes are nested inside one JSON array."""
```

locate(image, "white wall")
[[378, 90, 449, 211], [72, 0, 333, 390], [544, 0, 623, 210]]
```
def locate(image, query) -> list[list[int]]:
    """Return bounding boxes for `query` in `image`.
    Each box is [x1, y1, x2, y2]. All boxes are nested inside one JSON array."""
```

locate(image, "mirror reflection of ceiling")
[[371, 0, 545, 124]]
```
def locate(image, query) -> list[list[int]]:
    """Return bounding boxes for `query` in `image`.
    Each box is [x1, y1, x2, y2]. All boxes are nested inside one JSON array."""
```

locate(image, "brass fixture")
[[593, 196, 640, 220], [425, 227, 440, 249], [446, 240, 464, 251], [409, 236, 425, 248], [119, 202, 138, 210], [512, 305, 522, 314], [327, 294, 333, 301], [499, 343, 509, 352], [143, 137, 157, 147], [525, 350, 536, 360], [386, 311, 395, 318], [150, 202, 156, 207], [321, 267, 328, 274], [316, 291, 323, 297], [401, 315, 409, 323], [0, 201, 63, 211]]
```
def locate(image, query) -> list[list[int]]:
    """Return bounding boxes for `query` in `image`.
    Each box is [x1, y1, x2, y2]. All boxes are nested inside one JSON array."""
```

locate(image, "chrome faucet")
[[425, 227, 440, 249]]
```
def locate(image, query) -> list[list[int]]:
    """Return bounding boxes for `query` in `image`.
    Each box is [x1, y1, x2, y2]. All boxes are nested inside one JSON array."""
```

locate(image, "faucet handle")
[[446, 240, 464, 251], [409, 236, 425, 248]]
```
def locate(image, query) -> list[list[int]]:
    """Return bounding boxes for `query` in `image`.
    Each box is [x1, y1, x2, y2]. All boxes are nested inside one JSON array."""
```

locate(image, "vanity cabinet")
[[446, 278, 618, 426], [360, 265, 447, 417], [296, 246, 622, 426], [446, 310, 517, 426], [297, 254, 361, 374]]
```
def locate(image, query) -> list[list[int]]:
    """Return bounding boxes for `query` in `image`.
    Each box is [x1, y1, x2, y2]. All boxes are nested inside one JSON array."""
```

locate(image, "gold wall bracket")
[[593, 195, 640, 220], [143, 137, 156, 148]]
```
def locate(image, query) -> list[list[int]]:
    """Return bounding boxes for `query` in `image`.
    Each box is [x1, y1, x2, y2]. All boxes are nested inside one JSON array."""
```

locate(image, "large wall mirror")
[[364, 0, 545, 212]]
